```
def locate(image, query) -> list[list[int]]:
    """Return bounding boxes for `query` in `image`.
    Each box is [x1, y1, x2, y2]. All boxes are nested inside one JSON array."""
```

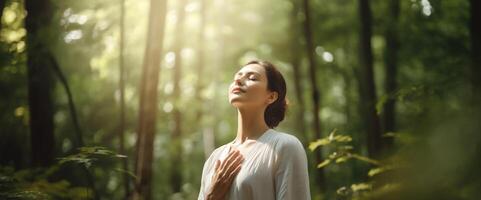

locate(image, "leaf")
[[335, 156, 349, 163], [328, 129, 337, 141], [368, 165, 395, 177], [309, 138, 330, 151], [351, 153, 381, 166], [333, 135, 352, 142], [328, 152, 338, 159], [351, 183, 372, 191], [336, 186, 350, 196], [317, 159, 331, 168], [368, 167, 385, 177]]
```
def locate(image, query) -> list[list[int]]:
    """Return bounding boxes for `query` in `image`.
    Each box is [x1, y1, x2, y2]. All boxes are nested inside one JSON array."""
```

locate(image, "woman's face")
[[228, 64, 277, 109]]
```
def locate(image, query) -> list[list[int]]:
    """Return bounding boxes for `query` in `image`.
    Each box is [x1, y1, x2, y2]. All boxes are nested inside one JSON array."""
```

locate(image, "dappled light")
[[0, 0, 480, 199]]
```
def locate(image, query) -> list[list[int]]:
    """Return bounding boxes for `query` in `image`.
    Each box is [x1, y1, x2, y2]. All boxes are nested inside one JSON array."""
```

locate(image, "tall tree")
[[288, 0, 307, 145], [132, 0, 168, 199], [25, 0, 55, 167], [48, 53, 98, 199], [0, 0, 7, 31], [195, 0, 216, 159], [470, 0, 481, 100], [118, 0, 130, 197], [170, 0, 187, 193], [301, 0, 326, 191], [357, 0, 383, 158], [383, 0, 400, 148]]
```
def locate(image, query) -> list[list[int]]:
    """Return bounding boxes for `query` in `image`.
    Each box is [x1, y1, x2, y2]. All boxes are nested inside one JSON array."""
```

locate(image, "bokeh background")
[[1, 0, 480, 199]]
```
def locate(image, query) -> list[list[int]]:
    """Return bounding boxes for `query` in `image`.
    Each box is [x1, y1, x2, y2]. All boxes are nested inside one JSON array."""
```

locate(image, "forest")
[[1, 0, 480, 199]]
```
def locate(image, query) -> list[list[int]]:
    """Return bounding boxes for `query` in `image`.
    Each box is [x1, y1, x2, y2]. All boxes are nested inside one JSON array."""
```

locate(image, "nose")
[[234, 76, 244, 86]]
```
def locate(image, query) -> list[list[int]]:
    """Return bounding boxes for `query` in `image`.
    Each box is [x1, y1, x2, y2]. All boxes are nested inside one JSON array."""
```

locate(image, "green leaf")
[[335, 156, 349, 163], [309, 138, 330, 151], [317, 159, 331, 168], [368, 165, 394, 177], [368, 167, 384, 177], [351, 183, 372, 191], [351, 153, 381, 166], [328, 129, 337, 141], [333, 135, 352, 142]]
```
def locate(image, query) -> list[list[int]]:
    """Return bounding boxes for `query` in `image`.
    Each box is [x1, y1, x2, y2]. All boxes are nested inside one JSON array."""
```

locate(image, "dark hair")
[[244, 60, 288, 128]]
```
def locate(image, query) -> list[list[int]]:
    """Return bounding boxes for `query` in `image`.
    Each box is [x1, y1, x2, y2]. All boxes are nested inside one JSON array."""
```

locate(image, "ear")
[[266, 91, 278, 105]]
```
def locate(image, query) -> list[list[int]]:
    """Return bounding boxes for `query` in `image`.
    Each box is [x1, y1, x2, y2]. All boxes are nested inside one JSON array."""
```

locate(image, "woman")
[[198, 60, 311, 200]]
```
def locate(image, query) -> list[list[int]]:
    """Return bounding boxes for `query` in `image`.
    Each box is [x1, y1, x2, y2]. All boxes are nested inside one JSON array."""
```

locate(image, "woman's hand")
[[206, 149, 244, 200]]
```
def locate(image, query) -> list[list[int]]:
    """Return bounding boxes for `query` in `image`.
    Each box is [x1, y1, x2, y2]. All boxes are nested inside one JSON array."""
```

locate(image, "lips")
[[232, 87, 246, 93]]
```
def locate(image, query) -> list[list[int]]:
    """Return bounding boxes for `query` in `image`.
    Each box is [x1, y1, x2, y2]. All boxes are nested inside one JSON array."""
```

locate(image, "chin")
[[229, 101, 243, 108], [229, 99, 246, 108]]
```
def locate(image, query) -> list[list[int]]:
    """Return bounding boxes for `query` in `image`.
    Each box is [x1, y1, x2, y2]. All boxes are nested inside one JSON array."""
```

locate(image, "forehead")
[[236, 64, 265, 75]]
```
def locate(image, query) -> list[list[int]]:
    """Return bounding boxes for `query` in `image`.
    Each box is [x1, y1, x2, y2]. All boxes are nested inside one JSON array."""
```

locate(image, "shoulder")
[[269, 129, 305, 154], [206, 144, 229, 162]]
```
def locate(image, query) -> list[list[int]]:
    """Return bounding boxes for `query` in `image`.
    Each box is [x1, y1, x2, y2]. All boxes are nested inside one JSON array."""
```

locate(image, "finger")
[[221, 153, 243, 178], [220, 150, 239, 170], [225, 152, 244, 173], [226, 164, 242, 183]]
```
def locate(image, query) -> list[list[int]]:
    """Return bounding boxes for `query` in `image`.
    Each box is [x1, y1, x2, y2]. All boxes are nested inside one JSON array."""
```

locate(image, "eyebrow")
[[235, 71, 261, 76]]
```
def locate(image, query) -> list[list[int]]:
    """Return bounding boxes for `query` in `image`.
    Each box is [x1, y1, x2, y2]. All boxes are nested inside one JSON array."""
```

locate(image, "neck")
[[235, 107, 270, 144]]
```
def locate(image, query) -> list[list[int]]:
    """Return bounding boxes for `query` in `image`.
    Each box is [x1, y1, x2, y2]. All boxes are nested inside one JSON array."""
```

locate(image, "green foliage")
[[0, 165, 91, 200], [0, 146, 133, 200], [58, 146, 127, 169], [310, 129, 402, 199], [310, 129, 381, 168]]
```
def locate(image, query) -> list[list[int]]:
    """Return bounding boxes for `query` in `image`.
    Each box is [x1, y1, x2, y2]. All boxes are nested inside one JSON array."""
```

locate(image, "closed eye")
[[233, 71, 260, 80]]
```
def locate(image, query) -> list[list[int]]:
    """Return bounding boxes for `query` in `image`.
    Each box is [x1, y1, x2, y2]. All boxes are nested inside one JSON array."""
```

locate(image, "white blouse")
[[198, 128, 311, 200]]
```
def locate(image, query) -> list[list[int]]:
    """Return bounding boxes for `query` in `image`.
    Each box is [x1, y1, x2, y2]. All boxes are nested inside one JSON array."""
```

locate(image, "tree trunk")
[[470, 0, 481, 100], [196, 0, 216, 159], [47, 54, 84, 147], [0, 0, 7, 31], [25, 0, 55, 168], [289, 0, 307, 145], [383, 0, 400, 149], [119, 0, 130, 197], [132, 0, 168, 199], [170, 0, 187, 193], [357, 0, 383, 159], [301, 0, 326, 191]]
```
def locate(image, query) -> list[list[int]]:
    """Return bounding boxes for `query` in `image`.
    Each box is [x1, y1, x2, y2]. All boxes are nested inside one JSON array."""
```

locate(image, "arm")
[[275, 137, 311, 200]]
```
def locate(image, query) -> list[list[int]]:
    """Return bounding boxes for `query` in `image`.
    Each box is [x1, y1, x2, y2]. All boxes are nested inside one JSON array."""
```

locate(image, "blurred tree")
[[133, 0, 168, 199], [118, 0, 130, 197], [0, 0, 6, 31], [170, 0, 187, 193], [301, 0, 326, 191], [288, 0, 307, 147], [470, 0, 480, 100], [357, 0, 383, 159], [197, 0, 216, 160], [25, 0, 55, 167], [382, 0, 400, 150]]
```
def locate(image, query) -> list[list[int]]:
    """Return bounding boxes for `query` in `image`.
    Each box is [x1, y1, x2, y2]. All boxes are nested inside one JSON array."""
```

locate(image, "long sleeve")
[[274, 136, 311, 200], [198, 159, 208, 200], [198, 149, 217, 200]]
